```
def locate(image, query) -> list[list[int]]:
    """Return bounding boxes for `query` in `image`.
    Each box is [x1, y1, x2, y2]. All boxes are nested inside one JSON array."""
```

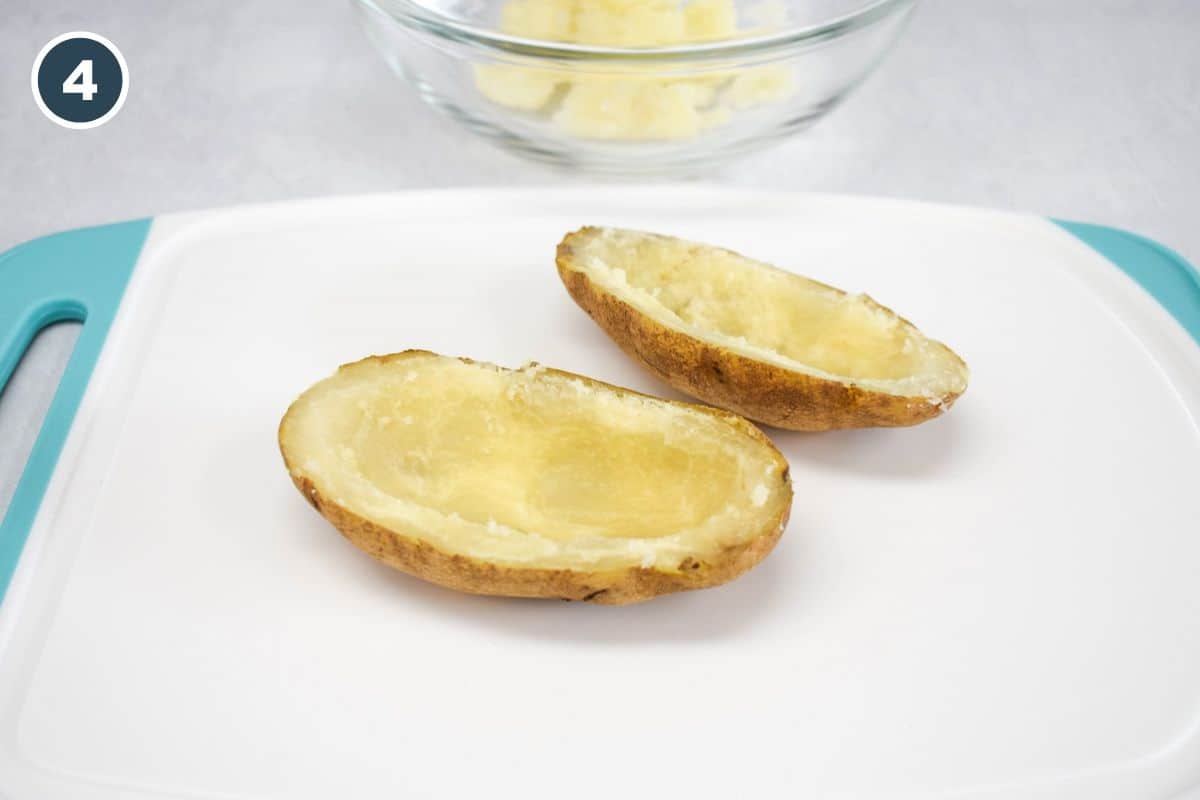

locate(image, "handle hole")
[[0, 321, 83, 521]]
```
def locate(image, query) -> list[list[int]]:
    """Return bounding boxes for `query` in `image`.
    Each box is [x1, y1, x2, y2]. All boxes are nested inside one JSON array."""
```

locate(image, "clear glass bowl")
[[354, 0, 918, 175]]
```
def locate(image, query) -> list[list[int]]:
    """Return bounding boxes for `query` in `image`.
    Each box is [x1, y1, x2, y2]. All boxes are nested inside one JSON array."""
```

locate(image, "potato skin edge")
[[556, 228, 967, 431], [279, 350, 792, 606]]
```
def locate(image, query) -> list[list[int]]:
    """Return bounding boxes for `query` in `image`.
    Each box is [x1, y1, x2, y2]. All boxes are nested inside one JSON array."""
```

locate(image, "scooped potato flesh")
[[572, 228, 966, 395], [282, 354, 790, 571]]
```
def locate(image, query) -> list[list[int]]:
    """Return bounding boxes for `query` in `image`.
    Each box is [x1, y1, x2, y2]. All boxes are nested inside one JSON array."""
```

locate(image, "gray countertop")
[[1, 0, 1198, 509]]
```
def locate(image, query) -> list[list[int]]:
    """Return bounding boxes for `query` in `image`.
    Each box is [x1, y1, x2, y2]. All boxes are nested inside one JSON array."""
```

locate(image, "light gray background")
[[1, 0, 1197, 508]]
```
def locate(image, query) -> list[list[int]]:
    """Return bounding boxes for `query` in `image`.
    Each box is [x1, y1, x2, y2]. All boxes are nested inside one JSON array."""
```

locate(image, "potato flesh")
[[574, 229, 967, 396], [474, 0, 795, 141], [285, 356, 787, 570], [345, 369, 736, 540]]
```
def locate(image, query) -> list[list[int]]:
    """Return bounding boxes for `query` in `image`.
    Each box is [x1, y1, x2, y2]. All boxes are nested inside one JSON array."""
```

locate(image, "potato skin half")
[[280, 351, 792, 606], [556, 231, 966, 432]]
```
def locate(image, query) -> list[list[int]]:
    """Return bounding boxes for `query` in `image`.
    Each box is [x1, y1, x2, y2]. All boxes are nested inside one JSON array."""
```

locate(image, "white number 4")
[[63, 59, 98, 101]]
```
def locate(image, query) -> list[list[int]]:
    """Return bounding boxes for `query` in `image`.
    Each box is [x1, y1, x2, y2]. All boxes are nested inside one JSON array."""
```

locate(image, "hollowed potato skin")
[[556, 232, 966, 431], [280, 352, 792, 605]]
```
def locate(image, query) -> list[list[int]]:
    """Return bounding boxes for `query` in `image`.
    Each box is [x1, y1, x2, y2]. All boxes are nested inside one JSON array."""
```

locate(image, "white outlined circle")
[[31, 31, 129, 130]]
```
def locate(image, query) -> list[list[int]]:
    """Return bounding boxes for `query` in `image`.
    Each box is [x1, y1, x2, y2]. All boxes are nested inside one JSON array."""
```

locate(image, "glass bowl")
[[354, 0, 918, 175]]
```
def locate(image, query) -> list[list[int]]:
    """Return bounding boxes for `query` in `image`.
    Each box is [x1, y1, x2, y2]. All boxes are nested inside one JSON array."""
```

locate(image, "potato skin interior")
[[280, 351, 792, 604], [556, 227, 969, 431]]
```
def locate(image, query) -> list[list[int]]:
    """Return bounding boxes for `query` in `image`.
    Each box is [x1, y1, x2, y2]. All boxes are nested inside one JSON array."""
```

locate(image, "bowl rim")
[[358, 0, 917, 63]]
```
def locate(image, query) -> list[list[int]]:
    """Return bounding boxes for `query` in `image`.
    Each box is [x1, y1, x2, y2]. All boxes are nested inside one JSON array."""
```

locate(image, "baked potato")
[[279, 351, 792, 605], [557, 227, 969, 431]]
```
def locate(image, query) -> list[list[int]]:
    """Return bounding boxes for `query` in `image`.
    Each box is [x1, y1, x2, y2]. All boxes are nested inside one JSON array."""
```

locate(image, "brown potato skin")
[[556, 229, 967, 431], [280, 351, 792, 606]]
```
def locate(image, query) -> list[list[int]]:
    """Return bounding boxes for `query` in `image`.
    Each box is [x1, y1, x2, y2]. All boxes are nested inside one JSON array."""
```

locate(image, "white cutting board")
[[1, 187, 1198, 799]]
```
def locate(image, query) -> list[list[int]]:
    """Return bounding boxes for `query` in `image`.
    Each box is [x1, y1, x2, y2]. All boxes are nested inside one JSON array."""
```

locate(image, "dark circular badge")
[[32, 32, 128, 129]]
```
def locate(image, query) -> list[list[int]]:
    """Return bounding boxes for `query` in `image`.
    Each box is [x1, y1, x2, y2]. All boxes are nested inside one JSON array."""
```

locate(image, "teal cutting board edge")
[[0, 219, 151, 603]]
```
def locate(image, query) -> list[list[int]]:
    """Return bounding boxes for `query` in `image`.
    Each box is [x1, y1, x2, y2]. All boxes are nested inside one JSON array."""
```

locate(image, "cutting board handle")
[[0, 219, 151, 604], [1054, 220, 1200, 347]]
